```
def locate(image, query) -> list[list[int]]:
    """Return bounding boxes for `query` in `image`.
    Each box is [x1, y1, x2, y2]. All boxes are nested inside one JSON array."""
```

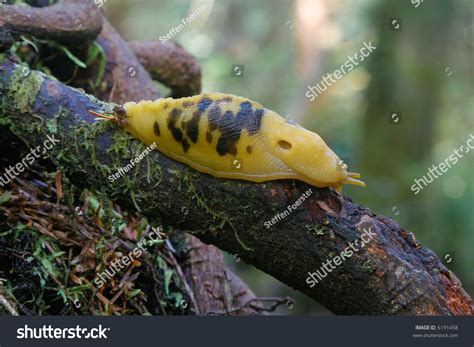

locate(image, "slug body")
[[95, 93, 365, 189]]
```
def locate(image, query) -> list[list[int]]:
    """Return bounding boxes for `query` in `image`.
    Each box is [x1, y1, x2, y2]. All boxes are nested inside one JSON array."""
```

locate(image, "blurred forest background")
[[103, 0, 473, 314]]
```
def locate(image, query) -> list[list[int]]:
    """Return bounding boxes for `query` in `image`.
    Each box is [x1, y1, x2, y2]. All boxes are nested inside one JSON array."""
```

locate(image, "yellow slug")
[[89, 93, 365, 190]]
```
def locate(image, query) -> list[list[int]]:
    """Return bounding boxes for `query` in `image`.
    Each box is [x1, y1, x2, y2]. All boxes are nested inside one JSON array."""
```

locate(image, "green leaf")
[[95, 55, 106, 88], [164, 270, 174, 296], [174, 292, 183, 308], [40, 258, 55, 276], [87, 195, 101, 212], [86, 42, 101, 66], [60, 46, 86, 69], [49, 251, 66, 259], [20, 35, 39, 53], [128, 289, 142, 299], [58, 289, 67, 303], [86, 41, 107, 88]]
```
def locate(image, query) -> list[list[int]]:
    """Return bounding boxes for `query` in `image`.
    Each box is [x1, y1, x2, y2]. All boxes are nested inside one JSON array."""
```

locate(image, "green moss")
[[9, 65, 43, 114], [46, 116, 58, 133], [68, 113, 169, 215], [0, 65, 45, 144], [170, 170, 253, 251], [71, 120, 115, 178], [107, 131, 165, 212], [306, 224, 327, 236]]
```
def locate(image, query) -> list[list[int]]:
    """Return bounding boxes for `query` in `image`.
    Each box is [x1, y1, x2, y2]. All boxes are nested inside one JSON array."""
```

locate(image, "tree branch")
[[172, 233, 264, 315], [129, 40, 201, 98], [93, 18, 161, 103], [0, 0, 102, 48], [0, 57, 471, 316]]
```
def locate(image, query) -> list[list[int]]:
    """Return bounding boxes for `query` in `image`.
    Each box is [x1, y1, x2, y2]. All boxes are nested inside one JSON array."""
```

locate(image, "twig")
[[164, 248, 200, 314], [205, 297, 292, 316], [0, 282, 19, 316]]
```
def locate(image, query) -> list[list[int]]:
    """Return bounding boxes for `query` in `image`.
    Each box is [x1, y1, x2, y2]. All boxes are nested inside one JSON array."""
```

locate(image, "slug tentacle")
[[88, 110, 115, 122], [92, 93, 365, 190], [347, 172, 361, 179], [344, 177, 366, 187]]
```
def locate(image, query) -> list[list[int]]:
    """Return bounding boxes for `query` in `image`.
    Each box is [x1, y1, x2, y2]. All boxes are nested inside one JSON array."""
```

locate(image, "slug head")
[[264, 113, 365, 188]]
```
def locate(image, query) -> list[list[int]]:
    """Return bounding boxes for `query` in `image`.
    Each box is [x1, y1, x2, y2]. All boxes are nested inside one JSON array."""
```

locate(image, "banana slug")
[[89, 93, 365, 190]]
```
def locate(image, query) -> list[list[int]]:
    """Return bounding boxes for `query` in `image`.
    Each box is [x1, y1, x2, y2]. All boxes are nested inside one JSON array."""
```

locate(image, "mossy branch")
[[0, 58, 472, 315]]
